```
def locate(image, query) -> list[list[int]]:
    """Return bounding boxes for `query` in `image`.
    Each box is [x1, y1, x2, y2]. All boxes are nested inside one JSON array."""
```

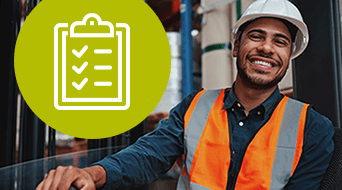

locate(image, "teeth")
[[253, 60, 272, 67]]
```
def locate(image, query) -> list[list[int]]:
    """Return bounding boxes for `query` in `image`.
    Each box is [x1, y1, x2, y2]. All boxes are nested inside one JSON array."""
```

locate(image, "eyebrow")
[[247, 29, 291, 43]]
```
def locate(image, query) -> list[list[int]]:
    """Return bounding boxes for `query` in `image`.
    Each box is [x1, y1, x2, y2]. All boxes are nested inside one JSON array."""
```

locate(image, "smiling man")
[[37, 0, 334, 190], [233, 17, 295, 114], [235, 18, 292, 89]]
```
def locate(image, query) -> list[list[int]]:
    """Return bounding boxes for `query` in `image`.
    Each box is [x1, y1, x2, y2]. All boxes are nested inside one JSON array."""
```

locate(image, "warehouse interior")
[[1, 0, 342, 189]]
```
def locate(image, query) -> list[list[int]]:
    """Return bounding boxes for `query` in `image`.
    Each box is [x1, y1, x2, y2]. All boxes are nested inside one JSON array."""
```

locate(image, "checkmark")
[[72, 78, 88, 90], [72, 61, 88, 74], [72, 45, 88, 58]]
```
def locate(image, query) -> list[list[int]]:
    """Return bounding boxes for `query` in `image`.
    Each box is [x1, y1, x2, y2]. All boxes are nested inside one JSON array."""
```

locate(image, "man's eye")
[[275, 40, 286, 45], [250, 35, 262, 39]]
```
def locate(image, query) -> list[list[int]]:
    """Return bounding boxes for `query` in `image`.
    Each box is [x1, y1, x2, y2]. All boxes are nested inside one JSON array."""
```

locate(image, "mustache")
[[246, 54, 281, 66]]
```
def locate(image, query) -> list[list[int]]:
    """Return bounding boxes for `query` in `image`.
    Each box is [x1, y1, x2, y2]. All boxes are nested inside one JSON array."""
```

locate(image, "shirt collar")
[[222, 84, 283, 119]]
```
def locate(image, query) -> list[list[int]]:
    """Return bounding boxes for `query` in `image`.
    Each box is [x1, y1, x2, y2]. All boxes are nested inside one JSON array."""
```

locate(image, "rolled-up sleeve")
[[285, 108, 335, 190], [93, 90, 200, 189]]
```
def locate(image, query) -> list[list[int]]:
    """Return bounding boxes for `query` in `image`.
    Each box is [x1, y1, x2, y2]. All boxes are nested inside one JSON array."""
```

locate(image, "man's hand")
[[36, 165, 106, 190]]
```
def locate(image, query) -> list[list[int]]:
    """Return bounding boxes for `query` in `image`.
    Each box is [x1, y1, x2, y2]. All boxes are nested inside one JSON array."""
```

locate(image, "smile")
[[253, 60, 273, 67], [247, 55, 280, 70]]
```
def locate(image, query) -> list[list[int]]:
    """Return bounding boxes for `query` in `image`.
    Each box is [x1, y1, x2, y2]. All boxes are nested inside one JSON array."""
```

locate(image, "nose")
[[256, 39, 275, 56]]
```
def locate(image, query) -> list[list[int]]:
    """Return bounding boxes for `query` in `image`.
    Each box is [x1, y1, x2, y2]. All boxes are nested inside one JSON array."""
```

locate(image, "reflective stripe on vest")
[[177, 89, 309, 190]]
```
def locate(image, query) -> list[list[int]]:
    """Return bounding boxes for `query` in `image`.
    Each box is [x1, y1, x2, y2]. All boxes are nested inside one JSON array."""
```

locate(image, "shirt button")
[[232, 150, 236, 154], [238, 121, 244, 126], [257, 111, 261, 115], [237, 103, 241, 108], [231, 108, 235, 112]]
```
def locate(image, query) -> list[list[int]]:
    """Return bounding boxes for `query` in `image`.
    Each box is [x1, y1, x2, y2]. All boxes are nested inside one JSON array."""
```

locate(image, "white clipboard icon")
[[54, 13, 130, 110]]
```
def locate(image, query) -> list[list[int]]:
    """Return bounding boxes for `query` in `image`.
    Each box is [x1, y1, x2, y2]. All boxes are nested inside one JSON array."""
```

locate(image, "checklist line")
[[94, 65, 112, 70], [94, 82, 112, 86], [94, 49, 112, 54]]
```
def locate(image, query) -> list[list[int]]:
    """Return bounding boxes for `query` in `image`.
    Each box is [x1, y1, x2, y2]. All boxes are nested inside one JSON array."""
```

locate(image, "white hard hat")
[[232, 0, 309, 59]]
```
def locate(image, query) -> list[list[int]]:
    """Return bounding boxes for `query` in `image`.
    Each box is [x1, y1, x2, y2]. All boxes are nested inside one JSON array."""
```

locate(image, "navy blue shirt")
[[95, 86, 334, 190]]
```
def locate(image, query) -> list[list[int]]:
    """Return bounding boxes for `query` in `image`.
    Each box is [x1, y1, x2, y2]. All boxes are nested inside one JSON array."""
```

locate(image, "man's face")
[[233, 18, 293, 89]]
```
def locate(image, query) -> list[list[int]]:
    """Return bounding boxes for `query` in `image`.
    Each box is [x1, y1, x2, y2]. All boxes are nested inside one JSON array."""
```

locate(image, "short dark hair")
[[237, 17, 298, 42]]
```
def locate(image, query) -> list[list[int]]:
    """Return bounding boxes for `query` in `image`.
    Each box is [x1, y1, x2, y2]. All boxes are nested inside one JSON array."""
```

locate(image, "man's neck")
[[234, 76, 277, 115]]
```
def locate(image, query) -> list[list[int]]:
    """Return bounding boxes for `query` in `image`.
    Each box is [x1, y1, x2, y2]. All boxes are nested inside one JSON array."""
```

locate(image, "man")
[[37, 0, 334, 189]]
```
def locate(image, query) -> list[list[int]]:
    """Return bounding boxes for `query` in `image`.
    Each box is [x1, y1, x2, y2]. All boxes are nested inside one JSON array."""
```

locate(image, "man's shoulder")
[[305, 106, 335, 142], [186, 88, 229, 100], [285, 97, 334, 139], [172, 88, 230, 115], [307, 108, 334, 129], [286, 97, 332, 124], [308, 108, 332, 124]]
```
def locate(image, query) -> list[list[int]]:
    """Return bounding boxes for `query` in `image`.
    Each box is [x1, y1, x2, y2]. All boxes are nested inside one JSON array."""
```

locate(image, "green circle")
[[14, 0, 171, 139]]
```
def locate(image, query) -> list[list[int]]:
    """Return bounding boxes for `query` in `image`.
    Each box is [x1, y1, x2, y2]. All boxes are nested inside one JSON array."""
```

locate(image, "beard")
[[236, 54, 287, 90]]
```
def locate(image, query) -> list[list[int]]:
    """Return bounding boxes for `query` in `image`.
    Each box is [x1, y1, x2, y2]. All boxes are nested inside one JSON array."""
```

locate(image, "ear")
[[233, 40, 239, 57]]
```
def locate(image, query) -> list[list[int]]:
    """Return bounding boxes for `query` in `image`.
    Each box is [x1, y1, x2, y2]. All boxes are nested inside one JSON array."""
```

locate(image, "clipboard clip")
[[70, 13, 114, 38]]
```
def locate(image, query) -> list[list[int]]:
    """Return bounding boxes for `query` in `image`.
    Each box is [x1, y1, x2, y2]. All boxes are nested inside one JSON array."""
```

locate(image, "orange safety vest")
[[177, 89, 310, 190]]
